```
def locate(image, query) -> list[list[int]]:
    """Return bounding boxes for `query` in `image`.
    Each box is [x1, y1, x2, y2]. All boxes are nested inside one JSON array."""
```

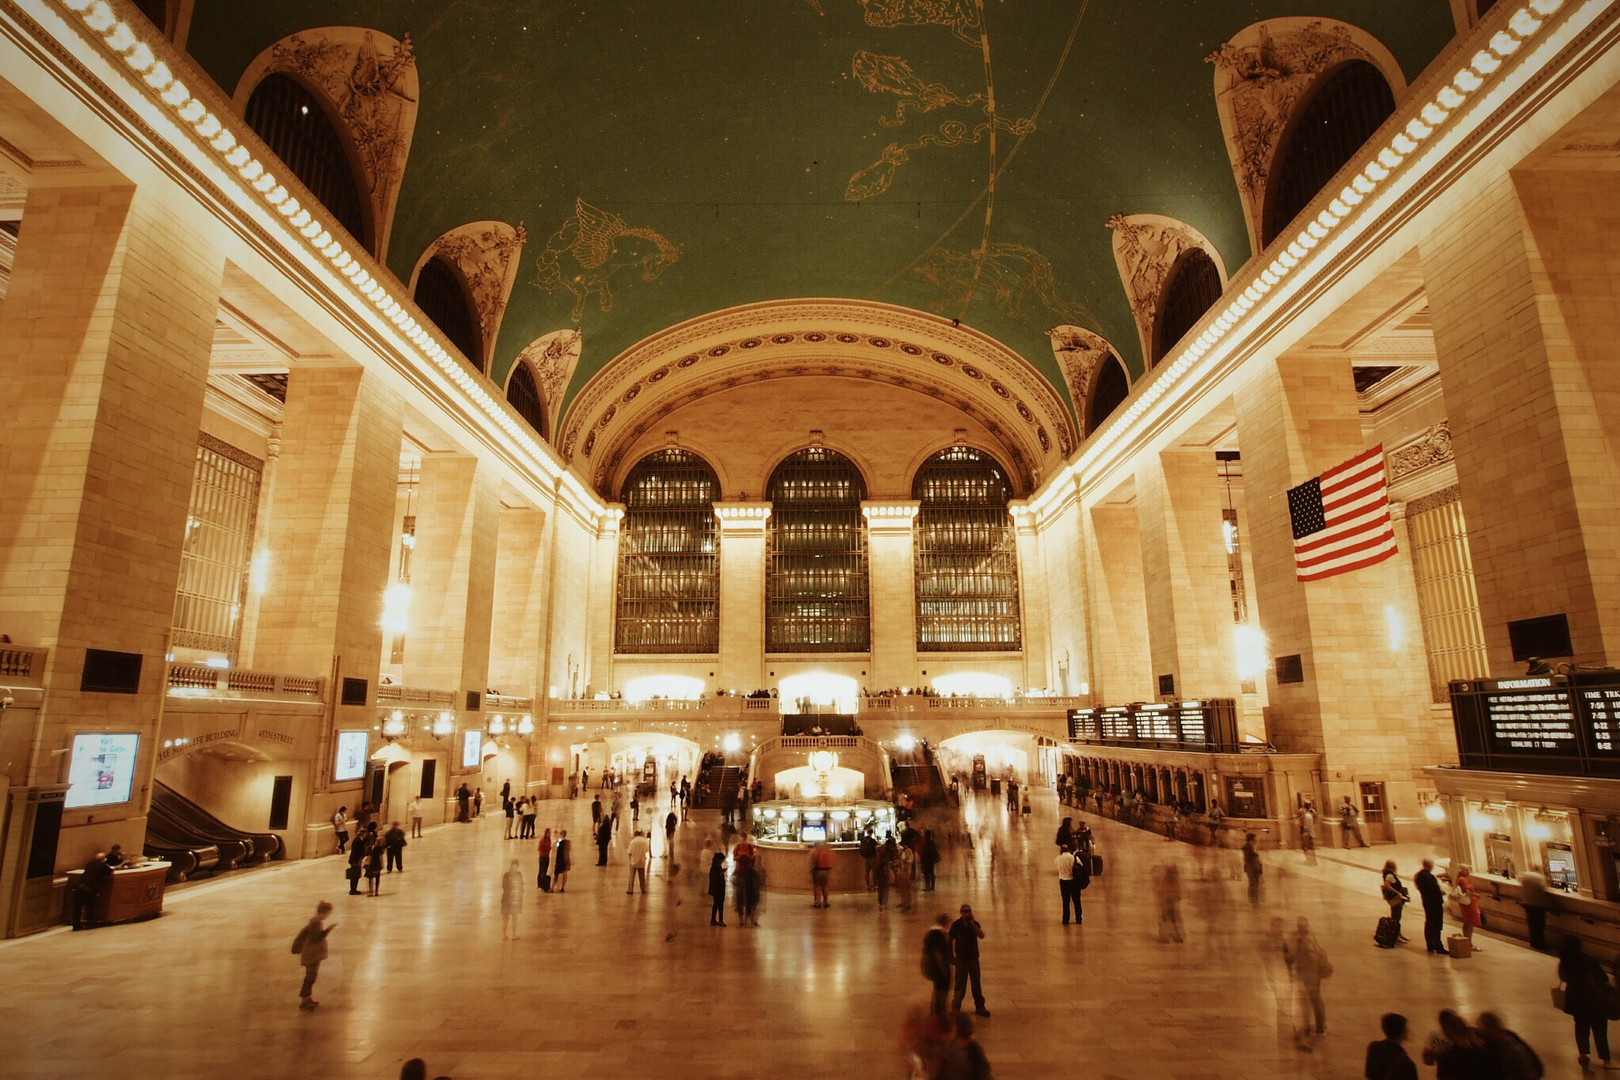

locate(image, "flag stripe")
[[1288, 444, 1396, 582]]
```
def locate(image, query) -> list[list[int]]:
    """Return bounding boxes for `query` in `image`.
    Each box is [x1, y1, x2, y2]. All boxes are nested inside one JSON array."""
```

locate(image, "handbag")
[[1551, 984, 1567, 1011]]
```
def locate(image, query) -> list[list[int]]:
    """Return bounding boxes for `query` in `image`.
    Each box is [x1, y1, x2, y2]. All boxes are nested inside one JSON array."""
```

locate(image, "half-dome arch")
[[504, 361, 547, 439]]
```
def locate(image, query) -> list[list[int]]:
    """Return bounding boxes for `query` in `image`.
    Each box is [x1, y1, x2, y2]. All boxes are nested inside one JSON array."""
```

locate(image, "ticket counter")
[[751, 799, 897, 893], [64, 862, 170, 926]]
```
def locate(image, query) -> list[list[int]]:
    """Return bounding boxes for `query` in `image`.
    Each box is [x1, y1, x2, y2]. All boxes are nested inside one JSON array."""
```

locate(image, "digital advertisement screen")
[[333, 730, 368, 781], [462, 730, 483, 768], [65, 733, 140, 809]]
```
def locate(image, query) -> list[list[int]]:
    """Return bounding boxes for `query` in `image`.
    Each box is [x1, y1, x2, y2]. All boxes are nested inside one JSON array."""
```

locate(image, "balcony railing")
[[167, 664, 325, 699], [376, 683, 457, 708], [0, 647, 47, 684], [542, 695, 1085, 719], [485, 693, 535, 714]]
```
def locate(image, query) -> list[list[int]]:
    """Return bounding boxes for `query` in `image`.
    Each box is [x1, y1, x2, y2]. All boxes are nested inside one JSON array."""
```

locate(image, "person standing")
[[502, 793, 516, 839], [1518, 867, 1550, 951], [1364, 1013, 1418, 1080], [383, 821, 407, 873], [707, 851, 728, 926], [809, 839, 834, 909], [292, 901, 335, 1010], [553, 829, 572, 893], [1339, 795, 1367, 848], [860, 829, 878, 891], [501, 860, 524, 940], [331, 806, 350, 854], [408, 797, 424, 839], [521, 797, 538, 840], [1560, 936, 1614, 1069], [875, 838, 894, 912], [536, 828, 553, 890], [1055, 845, 1079, 926], [345, 832, 366, 895], [630, 793, 641, 828], [1205, 801, 1225, 847], [473, 787, 484, 818], [663, 809, 679, 860], [1452, 864, 1482, 950], [1242, 833, 1264, 907], [610, 789, 623, 834], [922, 915, 954, 1019], [71, 852, 113, 930], [734, 835, 760, 926], [456, 784, 471, 823], [920, 829, 941, 893], [364, 838, 384, 896], [1381, 860, 1410, 942], [1286, 917, 1330, 1048], [894, 841, 916, 914], [590, 794, 603, 830], [949, 904, 989, 1017], [595, 816, 613, 867], [626, 830, 651, 894], [1414, 859, 1447, 956]]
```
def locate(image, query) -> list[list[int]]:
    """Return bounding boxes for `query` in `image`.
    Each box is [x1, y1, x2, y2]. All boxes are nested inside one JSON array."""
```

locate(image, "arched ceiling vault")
[[563, 299, 1076, 496]]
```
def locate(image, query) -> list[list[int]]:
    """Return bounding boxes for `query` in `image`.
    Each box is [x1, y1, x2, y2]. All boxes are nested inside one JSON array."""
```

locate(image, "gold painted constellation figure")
[[913, 243, 1094, 331], [859, 0, 982, 47], [534, 199, 681, 323]]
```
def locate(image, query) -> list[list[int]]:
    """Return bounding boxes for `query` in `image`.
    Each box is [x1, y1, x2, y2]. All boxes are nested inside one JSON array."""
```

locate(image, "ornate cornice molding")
[[560, 299, 1079, 498]]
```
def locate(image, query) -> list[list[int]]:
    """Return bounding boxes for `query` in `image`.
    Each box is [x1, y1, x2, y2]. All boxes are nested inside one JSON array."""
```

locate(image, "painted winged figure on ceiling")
[[534, 199, 681, 323]]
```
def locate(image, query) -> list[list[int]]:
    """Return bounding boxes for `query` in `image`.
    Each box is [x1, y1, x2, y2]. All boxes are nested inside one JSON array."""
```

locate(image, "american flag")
[[1286, 445, 1397, 582]]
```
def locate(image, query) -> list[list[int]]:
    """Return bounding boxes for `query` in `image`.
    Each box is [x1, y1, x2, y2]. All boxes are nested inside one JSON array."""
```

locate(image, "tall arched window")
[[615, 450, 720, 653], [1086, 353, 1129, 436], [506, 363, 546, 438], [1154, 249, 1222, 366], [243, 74, 368, 248], [1262, 61, 1395, 247], [767, 448, 870, 652], [913, 447, 1021, 651], [414, 256, 482, 368]]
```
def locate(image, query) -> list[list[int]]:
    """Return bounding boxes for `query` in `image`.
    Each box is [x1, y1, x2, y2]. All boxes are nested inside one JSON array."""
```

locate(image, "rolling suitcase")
[[1090, 853, 1104, 878], [537, 874, 551, 893], [1373, 915, 1400, 948]]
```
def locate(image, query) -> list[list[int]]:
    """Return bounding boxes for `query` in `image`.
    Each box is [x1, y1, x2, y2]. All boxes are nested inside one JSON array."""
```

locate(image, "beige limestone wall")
[[715, 504, 769, 691], [487, 508, 548, 697], [1036, 491, 1091, 697], [1422, 169, 1620, 671], [864, 503, 919, 692], [1085, 504, 1154, 704], [403, 453, 499, 697], [0, 181, 223, 870]]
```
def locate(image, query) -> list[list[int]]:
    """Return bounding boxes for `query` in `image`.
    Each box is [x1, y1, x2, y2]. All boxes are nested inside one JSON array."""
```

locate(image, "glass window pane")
[[913, 446, 1021, 651], [615, 449, 720, 653], [766, 449, 870, 652]]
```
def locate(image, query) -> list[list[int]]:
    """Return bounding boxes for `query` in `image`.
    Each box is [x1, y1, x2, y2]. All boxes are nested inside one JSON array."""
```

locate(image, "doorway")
[[1360, 781, 1393, 843]]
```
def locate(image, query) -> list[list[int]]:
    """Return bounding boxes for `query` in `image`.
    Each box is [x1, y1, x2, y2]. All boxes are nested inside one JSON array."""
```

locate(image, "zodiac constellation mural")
[[533, 199, 681, 323], [913, 243, 1093, 331], [859, 0, 982, 46]]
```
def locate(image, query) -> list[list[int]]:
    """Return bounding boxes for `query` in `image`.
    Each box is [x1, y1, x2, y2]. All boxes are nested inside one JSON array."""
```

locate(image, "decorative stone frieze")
[[419, 221, 527, 373], [1105, 214, 1225, 367]]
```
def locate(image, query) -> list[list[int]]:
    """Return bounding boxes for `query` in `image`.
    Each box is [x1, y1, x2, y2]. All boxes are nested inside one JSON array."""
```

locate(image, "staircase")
[[694, 765, 742, 810], [890, 744, 947, 806]]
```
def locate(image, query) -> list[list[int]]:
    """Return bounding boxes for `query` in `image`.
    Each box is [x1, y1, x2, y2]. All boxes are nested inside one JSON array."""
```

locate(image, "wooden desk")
[[65, 862, 170, 925]]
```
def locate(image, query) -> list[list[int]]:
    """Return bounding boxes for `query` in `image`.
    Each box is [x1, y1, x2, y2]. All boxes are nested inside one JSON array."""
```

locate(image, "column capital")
[[714, 500, 772, 535], [1007, 499, 1039, 533], [861, 500, 920, 534]]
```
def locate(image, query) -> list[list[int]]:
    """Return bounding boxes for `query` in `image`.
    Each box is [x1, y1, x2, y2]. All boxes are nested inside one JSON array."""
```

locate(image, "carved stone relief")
[[238, 28, 420, 258], [1385, 420, 1453, 481], [421, 221, 527, 372], [1206, 19, 1402, 251], [1105, 214, 1223, 367], [1045, 324, 1118, 413], [512, 328, 584, 438]]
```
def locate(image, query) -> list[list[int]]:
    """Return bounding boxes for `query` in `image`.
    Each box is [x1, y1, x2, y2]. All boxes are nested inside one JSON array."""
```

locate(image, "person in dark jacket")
[[949, 904, 989, 1017], [708, 851, 727, 926], [553, 830, 572, 893], [595, 816, 612, 866], [346, 833, 367, 895], [920, 829, 941, 892], [383, 822, 407, 873], [1414, 859, 1446, 955], [1364, 1013, 1418, 1080], [71, 852, 113, 930], [922, 914, 953, 1017], [1559, 935, 1614, 1069]]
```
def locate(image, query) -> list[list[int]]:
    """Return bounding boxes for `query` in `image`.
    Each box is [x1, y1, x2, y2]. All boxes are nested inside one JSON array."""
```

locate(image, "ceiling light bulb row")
[[1023, 0, 1566, 526]]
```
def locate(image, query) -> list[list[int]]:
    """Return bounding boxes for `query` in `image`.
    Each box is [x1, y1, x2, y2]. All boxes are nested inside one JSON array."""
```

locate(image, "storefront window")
[[1525, 809, 1577, 891], [1223, 775, 1268, 819], [1466, 801, 1515, 877]]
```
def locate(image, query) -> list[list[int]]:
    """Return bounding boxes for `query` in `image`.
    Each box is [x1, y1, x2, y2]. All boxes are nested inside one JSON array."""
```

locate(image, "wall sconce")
[[489, 714, 507, 736], [517, 714, 534, 736], [383, 710, 408, 740], [432, 711, 455, 738]]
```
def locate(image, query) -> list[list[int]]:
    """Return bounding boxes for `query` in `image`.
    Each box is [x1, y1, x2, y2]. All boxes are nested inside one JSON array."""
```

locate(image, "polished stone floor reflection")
[[0, 790, 1571, 1078]]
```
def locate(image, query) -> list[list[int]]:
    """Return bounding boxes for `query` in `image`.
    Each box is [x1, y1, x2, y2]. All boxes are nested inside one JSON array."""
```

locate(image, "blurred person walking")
[[922, 914, 953, 1018], [810, 839, 834, 909], [920, 829, 941, 892], [1286, 917, 1332, 1050], [291, 901, 336, 1010], [1364, 1013, 1418, 1080], [1242, 833, 1264, 907], [536, 827, 553, 891], [1477, 1012, 1543, 1080], [708, 851, 728, 926], [1156, 863, 1184, 943], [595, 816, 612, 866], [501, 859, 524, 939], [1558, 935, 1615, 1070]]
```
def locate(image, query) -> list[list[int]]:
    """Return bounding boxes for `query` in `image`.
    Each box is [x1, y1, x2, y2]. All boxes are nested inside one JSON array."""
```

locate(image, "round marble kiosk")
[[751, 800, 898, 894]]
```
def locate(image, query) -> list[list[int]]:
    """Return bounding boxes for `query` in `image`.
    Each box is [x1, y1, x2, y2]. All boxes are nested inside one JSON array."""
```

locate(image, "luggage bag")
[[1374, 915, 1400, 948]]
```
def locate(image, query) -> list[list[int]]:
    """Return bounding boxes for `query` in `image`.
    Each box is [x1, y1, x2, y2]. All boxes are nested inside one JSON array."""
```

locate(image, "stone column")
[[1136, 449, 1242, 702], [1031, 479, 1092, 698], [584, 508, 622, 696], [1421, 170, 1620, 670], [235, 427, 280, 669], [487, 507, 548, 698], [1233, 353, 1431, 839], [1009, 503, 1052, 692], [1085, 504, 1154, 704], [714, 502, 771, 692], [0, 182, 222, 869], [862, 501, 920, 693], [403, 453, 500, 725], [253, 366, 403, 701]]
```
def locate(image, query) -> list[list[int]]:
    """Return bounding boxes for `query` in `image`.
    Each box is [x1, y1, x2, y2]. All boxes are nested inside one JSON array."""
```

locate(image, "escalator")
[[142, 781, 283, 882]]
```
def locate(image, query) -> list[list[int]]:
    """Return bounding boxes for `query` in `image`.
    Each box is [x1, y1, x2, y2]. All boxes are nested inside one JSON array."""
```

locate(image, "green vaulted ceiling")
[[187, 1, 1455, 418]]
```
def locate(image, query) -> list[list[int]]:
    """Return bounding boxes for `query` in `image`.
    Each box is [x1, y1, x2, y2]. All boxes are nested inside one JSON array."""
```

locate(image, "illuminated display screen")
[[462, 730, 484, 768], [333, 731, 368, 781], [65, 733, 140, 809]]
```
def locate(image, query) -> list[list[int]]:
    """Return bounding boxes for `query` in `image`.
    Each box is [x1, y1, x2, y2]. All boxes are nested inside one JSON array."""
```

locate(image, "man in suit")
[[949, 904, 989, 1017], [1414, 858, 1447, 955]]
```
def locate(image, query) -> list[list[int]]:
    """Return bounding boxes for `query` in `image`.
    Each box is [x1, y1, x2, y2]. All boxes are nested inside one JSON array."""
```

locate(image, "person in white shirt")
[[626, 830, 652, 894], [408, 797, 423, 838], [1055, 845, 1080, 925]]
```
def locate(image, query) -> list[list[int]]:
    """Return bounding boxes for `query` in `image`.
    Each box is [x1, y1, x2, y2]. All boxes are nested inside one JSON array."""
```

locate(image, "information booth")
[[750, 799, 898, 893]]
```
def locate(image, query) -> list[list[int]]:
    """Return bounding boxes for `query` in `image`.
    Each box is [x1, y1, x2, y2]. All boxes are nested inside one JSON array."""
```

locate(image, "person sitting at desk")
[[104, 844, 125, 868], [72, 852, 113, 930]]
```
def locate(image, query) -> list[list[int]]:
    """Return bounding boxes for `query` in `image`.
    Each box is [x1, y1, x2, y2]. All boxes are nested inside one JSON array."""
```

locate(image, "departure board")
[[1451, 671, 1620, 775], [1066, 699, 1240, 752]]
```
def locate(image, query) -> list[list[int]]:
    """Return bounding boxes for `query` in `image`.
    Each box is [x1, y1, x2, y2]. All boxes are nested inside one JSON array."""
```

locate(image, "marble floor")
[[0, 790, 1578, 1079]]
